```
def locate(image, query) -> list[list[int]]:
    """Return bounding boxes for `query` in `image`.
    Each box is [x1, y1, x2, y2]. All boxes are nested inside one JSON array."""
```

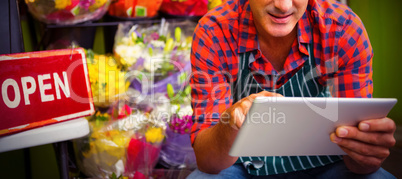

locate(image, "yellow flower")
[[208, 0, 223, 10], [86, 128, 131, 158], [54, 0, 71, 9], [145, 127, 164, 143], [89, 0, 108, 11], [87, 54, 129, 107]]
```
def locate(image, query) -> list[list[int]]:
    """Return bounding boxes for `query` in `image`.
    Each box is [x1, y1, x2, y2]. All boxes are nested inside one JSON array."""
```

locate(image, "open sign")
[[0, 48, 94, 136]]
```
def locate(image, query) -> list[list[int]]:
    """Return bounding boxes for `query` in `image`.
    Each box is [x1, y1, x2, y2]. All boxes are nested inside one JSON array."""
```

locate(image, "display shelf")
[[32, 14, 202, 53], [0, 118, 89, 153], [0, 118, 90, 179]]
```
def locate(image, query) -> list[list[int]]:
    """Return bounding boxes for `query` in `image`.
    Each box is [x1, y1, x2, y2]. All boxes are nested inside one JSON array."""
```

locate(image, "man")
[[188, 0, 396, 178]]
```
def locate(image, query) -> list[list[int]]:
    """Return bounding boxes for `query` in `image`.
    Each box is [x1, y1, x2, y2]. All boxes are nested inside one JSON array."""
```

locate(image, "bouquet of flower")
[[74, 101, 166, 178], [75, 19, 197, 178], [158, 83, 196, 169], [108, 0, 163, 18], [25, 0, 111, 24], [113, 20, 195, 95], [86, 50, 130, 108]]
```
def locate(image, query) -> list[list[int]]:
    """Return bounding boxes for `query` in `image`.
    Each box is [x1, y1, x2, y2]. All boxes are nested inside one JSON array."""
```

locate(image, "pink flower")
[[169, 115, 193, 134]]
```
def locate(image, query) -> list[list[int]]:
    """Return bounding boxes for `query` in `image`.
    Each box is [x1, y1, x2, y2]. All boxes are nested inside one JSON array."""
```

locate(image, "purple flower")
[[169, 115, 193, 134], [134, 31, 142, 40]]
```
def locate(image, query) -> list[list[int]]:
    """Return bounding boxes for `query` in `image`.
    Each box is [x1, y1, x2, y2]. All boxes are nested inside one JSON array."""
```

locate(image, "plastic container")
[[25, 0, 111, 25]]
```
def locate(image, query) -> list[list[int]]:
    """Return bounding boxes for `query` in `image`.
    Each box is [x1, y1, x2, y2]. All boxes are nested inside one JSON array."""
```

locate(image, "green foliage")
[[110, 172, 124, 179], [167, 83, 191, 105], [159, 35, 167, 42], [86, 49, 95, 63]]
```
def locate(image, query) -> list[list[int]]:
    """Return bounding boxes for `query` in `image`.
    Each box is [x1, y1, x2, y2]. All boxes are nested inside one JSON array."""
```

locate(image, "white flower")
[[171, 104, 180, 114], [114, 45, 143, 65], [121, 37, 129, 44], [143, 53, 164, 72], [150, 40, 165, 49], [177, 105, 193, 116]]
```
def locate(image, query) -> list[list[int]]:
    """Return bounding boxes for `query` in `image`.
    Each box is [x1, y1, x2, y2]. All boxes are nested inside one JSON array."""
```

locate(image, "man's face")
[[249, 0, 309, 38]]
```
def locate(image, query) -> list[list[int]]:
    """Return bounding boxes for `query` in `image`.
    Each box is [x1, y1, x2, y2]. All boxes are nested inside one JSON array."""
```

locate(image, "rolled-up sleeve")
[[190, 25, 233, 145], [333, 13, 373, 98]]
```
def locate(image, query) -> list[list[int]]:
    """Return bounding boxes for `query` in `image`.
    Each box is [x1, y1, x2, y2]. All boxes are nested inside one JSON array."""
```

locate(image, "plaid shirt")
[[190, 0, 373, 144]]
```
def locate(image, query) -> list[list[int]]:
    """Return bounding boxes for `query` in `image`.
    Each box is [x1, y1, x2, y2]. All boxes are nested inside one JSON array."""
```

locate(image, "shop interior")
[[0, 0, 401, 178]]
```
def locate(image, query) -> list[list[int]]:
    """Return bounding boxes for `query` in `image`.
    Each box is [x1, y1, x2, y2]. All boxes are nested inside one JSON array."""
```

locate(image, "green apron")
[[233, 41, 342, 176]]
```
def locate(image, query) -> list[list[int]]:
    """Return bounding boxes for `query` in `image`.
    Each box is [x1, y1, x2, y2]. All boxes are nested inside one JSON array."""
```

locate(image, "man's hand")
[[221, 91, 283, 130], [330, 117, 396, 174], [193, 90, 282, 174]]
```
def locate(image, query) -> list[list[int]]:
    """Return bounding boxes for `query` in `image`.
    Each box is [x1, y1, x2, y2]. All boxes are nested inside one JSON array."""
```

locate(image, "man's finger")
[[330, 133, 390, 158], [335, 126, 396, 148], [258, 90, 283, 97], [232, 107, 245, 130], [358, 117, 396, 133], [240, 99, 253, 114], [340, 147, 383, 169], [230, 91, 283, 130]]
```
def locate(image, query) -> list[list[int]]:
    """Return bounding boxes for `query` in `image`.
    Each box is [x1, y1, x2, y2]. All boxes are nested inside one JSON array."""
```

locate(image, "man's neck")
[[257, 27, 298, 72]]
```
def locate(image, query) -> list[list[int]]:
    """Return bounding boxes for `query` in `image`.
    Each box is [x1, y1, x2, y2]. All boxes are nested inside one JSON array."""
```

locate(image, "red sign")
[[0, 48, 94, 136]]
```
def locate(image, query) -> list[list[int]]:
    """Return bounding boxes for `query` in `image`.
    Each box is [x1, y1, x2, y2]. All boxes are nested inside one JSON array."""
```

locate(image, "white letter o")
[[2, 79, 21, 108]]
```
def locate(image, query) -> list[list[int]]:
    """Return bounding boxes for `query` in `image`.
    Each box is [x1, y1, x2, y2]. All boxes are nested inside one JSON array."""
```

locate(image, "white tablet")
[[229, 97, 397, 157]]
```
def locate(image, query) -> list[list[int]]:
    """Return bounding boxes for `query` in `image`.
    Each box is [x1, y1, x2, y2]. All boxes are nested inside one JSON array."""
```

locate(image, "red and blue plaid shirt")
[[190, 0, 373, 144]]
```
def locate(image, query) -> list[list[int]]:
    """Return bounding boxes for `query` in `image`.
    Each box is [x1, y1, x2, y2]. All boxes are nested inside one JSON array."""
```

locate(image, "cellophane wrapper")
[[73, 100, 166, 178], [25, 0, 111, 25]]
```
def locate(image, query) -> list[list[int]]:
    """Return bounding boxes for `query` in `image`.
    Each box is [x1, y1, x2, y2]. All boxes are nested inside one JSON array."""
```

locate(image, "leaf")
[[184, 85, 191, 96], [175, 104, 181, 113], [126, 7, 133, 16], [148, 47, 153, 56], [131, 31, 137, 42], [164, 38, 174, 53], [111, 173, 117, 179], [178, 72, 186, 84], [71, 5, 80, 16], [137, 73, 143, 81], [159, 35, 166, 41], [86, 49, 95, 63], [167, 83, 175, 99], [175, 27, 182, 42]]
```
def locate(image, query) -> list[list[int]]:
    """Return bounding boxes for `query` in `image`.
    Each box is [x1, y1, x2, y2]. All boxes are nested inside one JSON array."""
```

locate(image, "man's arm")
[[190, 24, 282, 174], [189, 24, 239, 173], [329, 12, 396, 174], [192, 120, 239, 174]]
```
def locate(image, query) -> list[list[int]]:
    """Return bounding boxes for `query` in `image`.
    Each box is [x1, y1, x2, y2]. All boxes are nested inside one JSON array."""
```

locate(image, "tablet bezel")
[[229, 97, 397, 157]]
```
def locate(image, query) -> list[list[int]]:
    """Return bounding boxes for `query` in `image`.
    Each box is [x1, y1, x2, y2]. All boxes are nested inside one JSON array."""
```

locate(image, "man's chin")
[[267, 28, 294, 38], [265, 23, 296, 38]]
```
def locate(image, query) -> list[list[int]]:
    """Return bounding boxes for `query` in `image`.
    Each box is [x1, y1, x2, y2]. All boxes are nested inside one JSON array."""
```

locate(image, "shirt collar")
[[237, 0, 316, 56]]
